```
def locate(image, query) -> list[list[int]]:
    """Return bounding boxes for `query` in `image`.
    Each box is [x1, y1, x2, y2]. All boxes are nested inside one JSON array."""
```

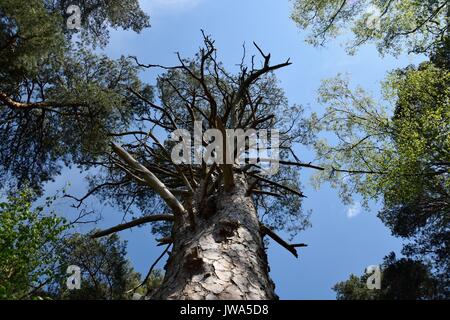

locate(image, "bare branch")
[[0, 91, 87, 110], [129, 55, 183, 70], [251, 158, 324, 171], [292, 243, 308, 248], [147, 131, 196, 192], [260, 225, 301, 258], [64, 181, 129, 209], [112, 143, 187, 216], [247, 172, 306, 198], [91, 214, 175, 238]]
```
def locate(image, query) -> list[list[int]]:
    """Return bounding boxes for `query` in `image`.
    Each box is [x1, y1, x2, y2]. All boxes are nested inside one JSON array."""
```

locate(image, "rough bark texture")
[[151, 173, 277, 300]]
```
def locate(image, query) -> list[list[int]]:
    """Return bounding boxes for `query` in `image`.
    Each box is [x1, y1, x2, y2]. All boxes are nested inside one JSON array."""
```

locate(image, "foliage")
[[333, 274, 378, 300], [303, 0, 450, 296], [313, 62, 449, 204], [0, 192, 161, 300], [312, 60, 449, 285], [0, 189, 69, 299], [291, 0, 450, 55], [142, 269, 164, 296], [48, 0, 150, 47], [53, 232, 145, 300], [334, 253, 446, 299], [0, 0, 150, 193]]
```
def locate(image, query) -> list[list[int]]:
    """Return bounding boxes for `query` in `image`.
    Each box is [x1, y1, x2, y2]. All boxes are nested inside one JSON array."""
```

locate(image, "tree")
[[0, 193, 162, 300], [291, 0, 449, 55], [85, 34, 317, 299], [53, 233, 160, 300], [334, 253, 445, 300], [291, 0, 449, 298], [1, 1, 318, 300], [0, 0, 150, 193], [0, 189, 68, 299], [311, 61, 449, 297]]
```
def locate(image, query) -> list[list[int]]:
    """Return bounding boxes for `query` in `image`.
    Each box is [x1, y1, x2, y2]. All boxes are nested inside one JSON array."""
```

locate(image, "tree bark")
[[151, 173, 277, 300]]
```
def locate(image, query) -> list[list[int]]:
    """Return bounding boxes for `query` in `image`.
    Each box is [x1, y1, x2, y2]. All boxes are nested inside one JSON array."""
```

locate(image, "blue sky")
[[44, 0, 424, 299]]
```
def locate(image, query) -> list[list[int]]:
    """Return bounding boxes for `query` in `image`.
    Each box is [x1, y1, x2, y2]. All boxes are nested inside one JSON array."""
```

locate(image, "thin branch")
[[250, 189, 284, 198], [128, 243, 172, 294], [64, 181, 129, 208], [129, 56, 183, 70], [91, 214, 175, 238], [292, 243, 308, 248], [248, 114, 275, 129], [249, 158, 325, 171], [232, 43, 291, 110], [107, 131, 147, 137], [147, 131, 196, 192], [318, 0, 347, 44], [247, 172, 306, 198]]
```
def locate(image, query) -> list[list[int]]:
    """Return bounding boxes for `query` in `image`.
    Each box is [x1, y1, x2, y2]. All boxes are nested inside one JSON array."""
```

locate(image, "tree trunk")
[[151, 173, 277, 300]]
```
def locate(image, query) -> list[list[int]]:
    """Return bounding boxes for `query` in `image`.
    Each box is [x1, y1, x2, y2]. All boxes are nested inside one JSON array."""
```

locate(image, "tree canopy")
[[86, 35, 317, 243], [291, 0, 449, 55], [54, 232, 161, 300], [0, 0, 150, 192], [0, 189, 68, 299], [0, 189, 162, 300], [334, 253, 446, 299], [295, 0, 449, 298]]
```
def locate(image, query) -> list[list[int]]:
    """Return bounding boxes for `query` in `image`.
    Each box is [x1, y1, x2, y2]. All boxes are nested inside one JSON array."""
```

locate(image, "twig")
[[127, 243, 172, 294], [247, 172, 305, 198]]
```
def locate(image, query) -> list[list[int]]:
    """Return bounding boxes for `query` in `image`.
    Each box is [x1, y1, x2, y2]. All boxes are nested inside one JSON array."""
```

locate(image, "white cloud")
[[346, 201, 362, 219]]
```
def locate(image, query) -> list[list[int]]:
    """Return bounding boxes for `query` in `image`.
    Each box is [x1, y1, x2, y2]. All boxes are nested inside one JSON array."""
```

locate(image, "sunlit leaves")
[[291, 0, 449, 56], [0, 189, 68, 299]]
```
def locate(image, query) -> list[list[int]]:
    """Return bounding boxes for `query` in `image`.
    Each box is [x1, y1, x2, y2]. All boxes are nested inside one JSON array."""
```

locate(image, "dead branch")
[[250, 189, 284, 198], [260, 225, 301, 258], [247, 172, 306, 198], [64, 181, 130, 209], [91, 214, 175, 238], [250, 158, 324, 171]]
